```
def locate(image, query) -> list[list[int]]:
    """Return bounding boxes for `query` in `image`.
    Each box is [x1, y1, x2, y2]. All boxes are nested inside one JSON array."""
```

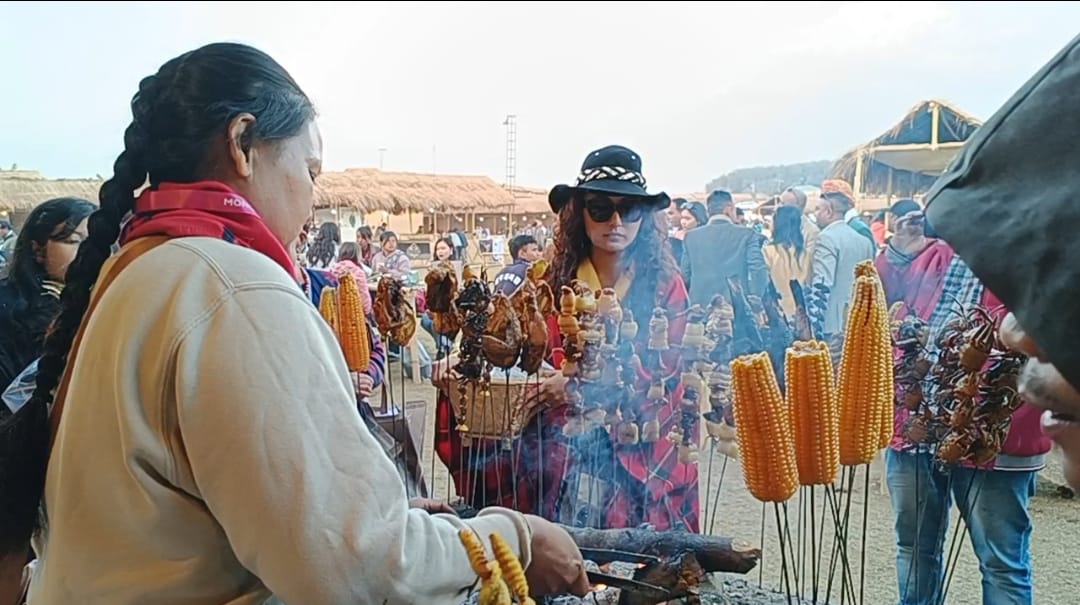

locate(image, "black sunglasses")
[[583, 195, 645, 224]]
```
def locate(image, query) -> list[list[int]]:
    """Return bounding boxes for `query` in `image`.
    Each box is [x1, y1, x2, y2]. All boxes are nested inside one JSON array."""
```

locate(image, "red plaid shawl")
[[435, 271, 699, 532]]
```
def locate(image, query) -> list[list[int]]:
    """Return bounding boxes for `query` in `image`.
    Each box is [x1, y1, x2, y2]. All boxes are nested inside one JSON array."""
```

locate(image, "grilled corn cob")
[[873, 284, 895, 449], [855, 261, 895, 448], [478, 563, 512, 605], [458, 530, 512, 605], [459, 529, 490, 578], [490, 533, 535, 605], [837, 264, 895, 466], [319, 286, 339, 334], [854, 260, 879, 280], [732, 352, 799, 502], [787, 340, 839, 485], [337, 272, 372, 372]]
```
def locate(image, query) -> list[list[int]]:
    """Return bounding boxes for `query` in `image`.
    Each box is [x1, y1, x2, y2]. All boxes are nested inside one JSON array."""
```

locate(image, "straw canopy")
[[830, 99, 983, 196], [314, 168, 513, 214], [0, 170, 103, 212], [503, 187, 550, 215], [1, 168, 517, 216]]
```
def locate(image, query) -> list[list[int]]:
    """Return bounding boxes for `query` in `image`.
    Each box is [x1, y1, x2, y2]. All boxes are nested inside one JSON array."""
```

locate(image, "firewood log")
[[450, 502, 760, 577], [560, 525, 760, 575]]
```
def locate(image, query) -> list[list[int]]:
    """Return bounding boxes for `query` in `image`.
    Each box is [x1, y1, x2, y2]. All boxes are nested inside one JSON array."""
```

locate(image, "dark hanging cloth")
[[0, 281, 60, 395], [924, 33, 1080, 390]]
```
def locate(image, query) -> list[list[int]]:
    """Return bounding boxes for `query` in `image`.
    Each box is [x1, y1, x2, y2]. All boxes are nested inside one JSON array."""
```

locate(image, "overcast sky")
[[2, 1, 1078, 192]]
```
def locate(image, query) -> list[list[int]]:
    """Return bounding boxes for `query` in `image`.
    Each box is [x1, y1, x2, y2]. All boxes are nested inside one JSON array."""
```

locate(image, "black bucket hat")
[[548, 145, 671, 213]]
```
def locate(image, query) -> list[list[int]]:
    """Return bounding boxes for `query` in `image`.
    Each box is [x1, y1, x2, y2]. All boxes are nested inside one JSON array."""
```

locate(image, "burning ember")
[[552, 561, 638, 605]]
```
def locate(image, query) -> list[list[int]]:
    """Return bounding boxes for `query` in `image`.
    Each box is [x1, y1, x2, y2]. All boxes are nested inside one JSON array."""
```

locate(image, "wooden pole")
[[853, 148, 866, 198], [931, 102, 941, 149], [886, 168, 894, 205]]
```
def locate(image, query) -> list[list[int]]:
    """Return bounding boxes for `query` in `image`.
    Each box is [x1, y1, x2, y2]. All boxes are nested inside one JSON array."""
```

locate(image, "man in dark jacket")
[[681, 189, 769, 306]]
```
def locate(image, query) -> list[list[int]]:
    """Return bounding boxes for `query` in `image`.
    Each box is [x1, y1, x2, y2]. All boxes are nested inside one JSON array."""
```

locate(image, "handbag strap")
[[47, 236, 170, 456]]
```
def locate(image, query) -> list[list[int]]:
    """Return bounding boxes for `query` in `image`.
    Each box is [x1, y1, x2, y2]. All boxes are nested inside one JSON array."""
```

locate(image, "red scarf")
[[120, 181, 299, 281]]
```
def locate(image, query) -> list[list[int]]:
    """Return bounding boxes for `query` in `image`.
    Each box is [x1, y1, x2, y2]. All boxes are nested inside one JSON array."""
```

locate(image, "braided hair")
[[0, 42, 315, 555]]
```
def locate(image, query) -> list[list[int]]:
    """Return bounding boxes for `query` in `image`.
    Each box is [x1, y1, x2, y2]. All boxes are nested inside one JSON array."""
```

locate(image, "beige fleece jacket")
[[28, 237, 530, 605]]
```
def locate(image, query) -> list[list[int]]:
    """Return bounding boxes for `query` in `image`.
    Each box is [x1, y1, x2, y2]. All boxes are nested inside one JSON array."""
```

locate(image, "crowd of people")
[[0, 38, 1076, 605]]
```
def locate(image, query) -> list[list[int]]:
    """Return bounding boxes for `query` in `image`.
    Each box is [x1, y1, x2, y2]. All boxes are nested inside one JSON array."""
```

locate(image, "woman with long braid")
[[0, 42, 588, 604]]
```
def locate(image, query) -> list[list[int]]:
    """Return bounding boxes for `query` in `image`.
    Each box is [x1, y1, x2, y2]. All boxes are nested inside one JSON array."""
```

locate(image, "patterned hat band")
[[576, 166, 647, 188]]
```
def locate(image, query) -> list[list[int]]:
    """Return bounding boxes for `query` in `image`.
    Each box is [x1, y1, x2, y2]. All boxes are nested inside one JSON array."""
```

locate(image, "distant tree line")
[[705, 160, 833, 194]]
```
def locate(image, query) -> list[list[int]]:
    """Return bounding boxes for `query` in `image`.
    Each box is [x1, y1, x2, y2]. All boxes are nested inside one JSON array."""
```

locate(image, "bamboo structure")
[[829, 100, 983, 205]]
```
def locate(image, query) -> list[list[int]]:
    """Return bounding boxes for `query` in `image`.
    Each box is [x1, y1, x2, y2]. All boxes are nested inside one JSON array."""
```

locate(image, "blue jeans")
[[886, 449, 1035, 605]]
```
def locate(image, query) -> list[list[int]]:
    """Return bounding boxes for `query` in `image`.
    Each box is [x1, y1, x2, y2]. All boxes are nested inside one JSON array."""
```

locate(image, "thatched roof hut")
[[315, 168, 513, 214], [0, 170, 104, 212], [830, 99, 982, 198], [1, 167, 515, 218], [504, 187, 551, 216]]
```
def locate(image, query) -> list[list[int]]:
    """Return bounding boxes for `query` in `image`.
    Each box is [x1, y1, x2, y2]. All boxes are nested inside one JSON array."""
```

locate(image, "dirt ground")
[[385, 355, 1080, 605]]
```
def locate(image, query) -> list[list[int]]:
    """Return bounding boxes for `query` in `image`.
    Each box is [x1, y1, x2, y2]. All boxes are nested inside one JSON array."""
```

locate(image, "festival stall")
[[410, 255, 1024, 604], [829, 99, 983, 211], [313, 168, 513, 264]]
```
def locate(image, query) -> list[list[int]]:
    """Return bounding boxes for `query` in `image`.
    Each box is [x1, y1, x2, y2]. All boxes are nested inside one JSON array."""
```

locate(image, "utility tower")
[[503, 114, 517, 231]]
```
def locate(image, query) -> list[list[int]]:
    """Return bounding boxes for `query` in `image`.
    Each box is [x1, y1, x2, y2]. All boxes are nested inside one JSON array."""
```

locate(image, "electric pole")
[[503, 114, 517, 233]]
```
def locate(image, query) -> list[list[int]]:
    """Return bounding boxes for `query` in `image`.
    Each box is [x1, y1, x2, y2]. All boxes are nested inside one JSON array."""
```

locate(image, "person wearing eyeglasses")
[[680, 188, 769, 307], [432, 145, 699, 533]]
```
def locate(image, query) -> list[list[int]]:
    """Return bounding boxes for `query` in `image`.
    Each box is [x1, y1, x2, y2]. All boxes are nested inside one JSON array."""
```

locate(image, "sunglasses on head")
[[895, 211, 925, 227], [583, 195, 645, 223]]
